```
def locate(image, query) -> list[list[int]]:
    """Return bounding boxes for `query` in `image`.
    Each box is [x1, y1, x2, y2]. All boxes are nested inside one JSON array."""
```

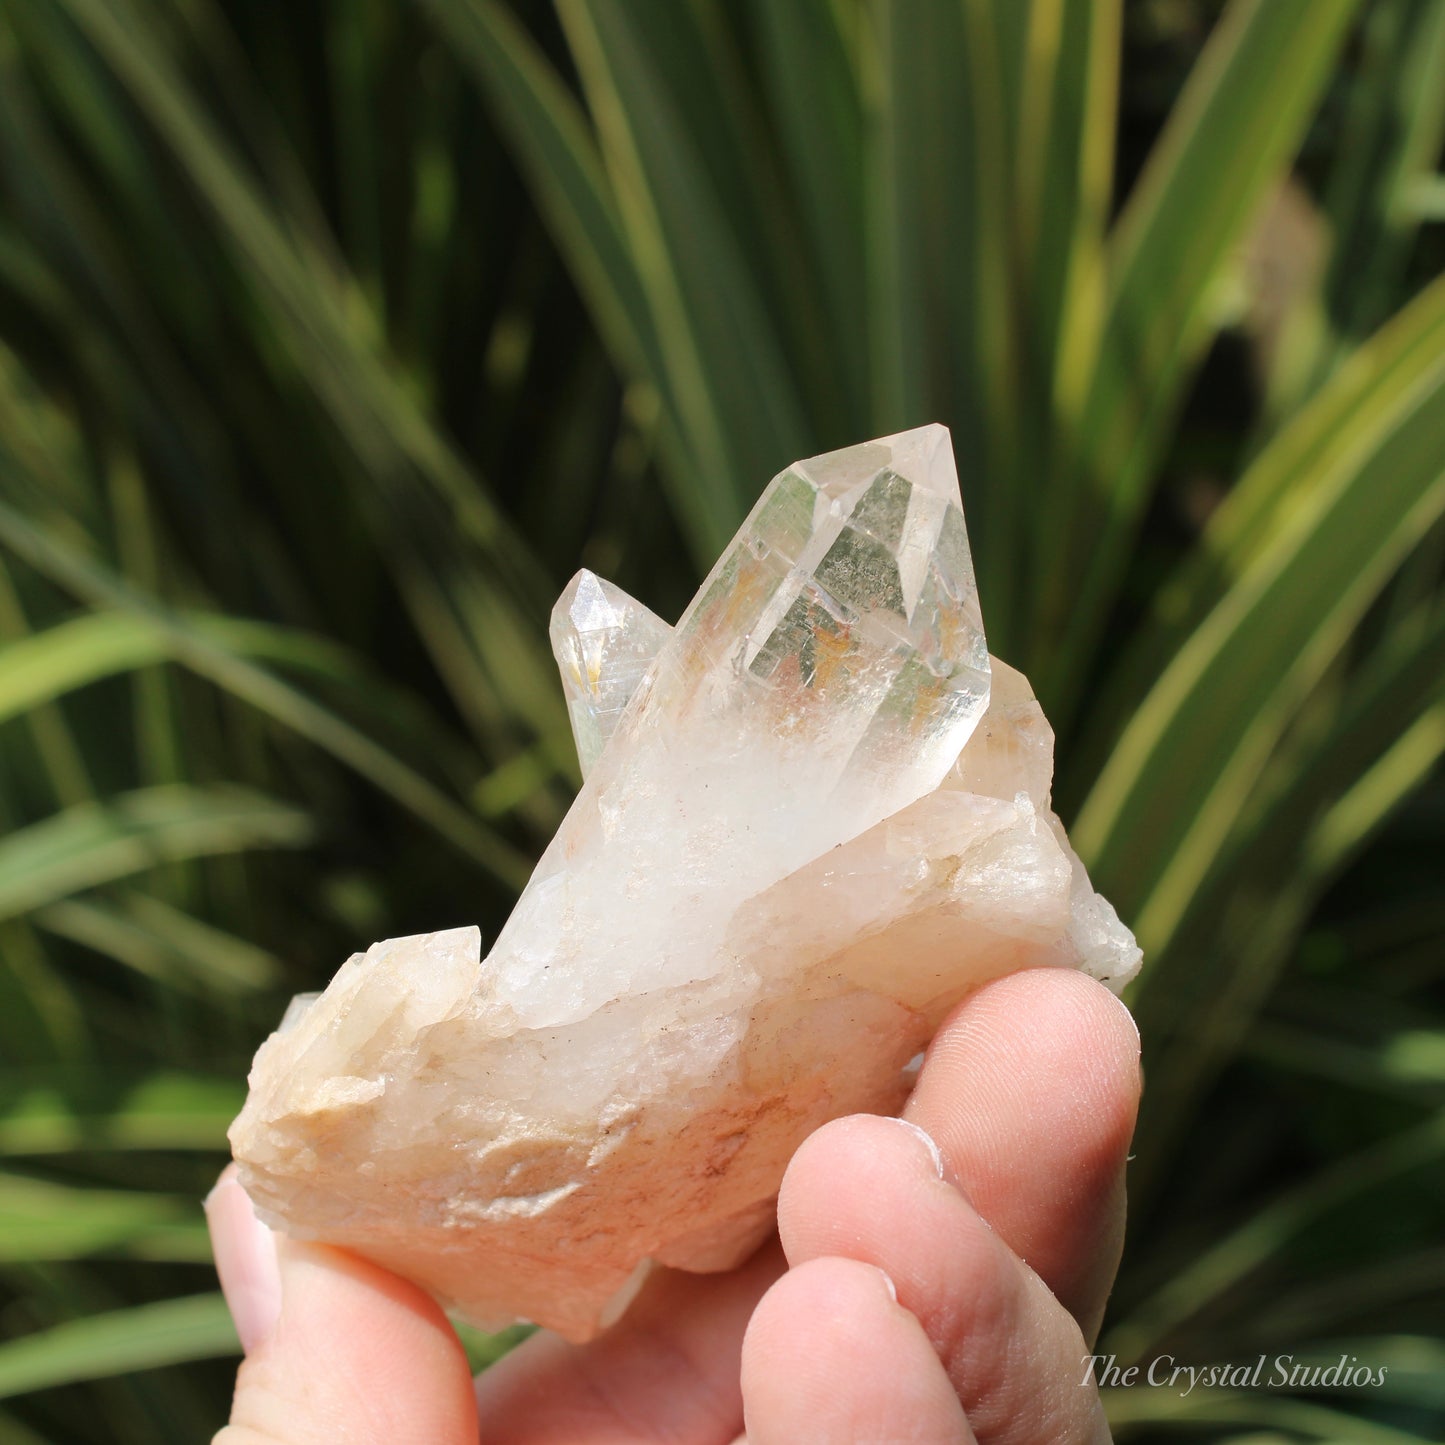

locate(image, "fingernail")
[[874, 1266, 899, 1304], [890, 1116, 946, 1181], [1104, 985, 1142, 1049], [205, 1169, 282, 1353]]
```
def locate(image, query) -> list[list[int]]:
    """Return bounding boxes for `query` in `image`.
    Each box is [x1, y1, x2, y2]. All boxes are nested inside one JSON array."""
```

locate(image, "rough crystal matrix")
[[230, 425, 1140, 1341]]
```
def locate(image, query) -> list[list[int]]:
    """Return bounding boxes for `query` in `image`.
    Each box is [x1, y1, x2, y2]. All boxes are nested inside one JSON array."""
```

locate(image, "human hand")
[[208, 966, 1140, 1444]]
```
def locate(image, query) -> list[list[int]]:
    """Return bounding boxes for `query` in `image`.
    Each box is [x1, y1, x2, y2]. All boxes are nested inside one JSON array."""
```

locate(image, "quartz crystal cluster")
[[230, 425, 1140, 1341]]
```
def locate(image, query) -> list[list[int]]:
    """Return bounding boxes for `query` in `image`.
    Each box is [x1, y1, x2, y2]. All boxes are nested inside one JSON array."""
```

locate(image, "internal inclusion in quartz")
[[230, 424, 1141, 1342]]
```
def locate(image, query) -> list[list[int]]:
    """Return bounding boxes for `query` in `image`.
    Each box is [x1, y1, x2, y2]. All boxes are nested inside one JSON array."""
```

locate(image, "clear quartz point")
[[550, 569, 671, 779], [660, 423, 990, 826]]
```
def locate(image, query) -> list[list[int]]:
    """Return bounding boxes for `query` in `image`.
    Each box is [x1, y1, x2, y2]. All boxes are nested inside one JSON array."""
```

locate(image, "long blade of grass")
[[1252, 0, 1445, 425], [1014, 0, 1119, 334], [45, 0, 512, 563], [610, 0, 837, 437], [1284, 1336, 1445, 1409], [746, 0, 867, 425], [0, 1070, 242, 1155], [555, 0, 810, 510], [1246, 1018, 1445, 1102], [0, 503, 534, 888], [417, 0, 729, 564], [1103, 1387, 1439, 1443], [857, 0, 1026, 642], [860, 0, 935, 434], [0, 612, 172, 725], [1158, 598, 1445, 980], [1319, 0, 1445, 352], [1247, 1249, 1445, 1341], [0, 560, 93, 809], [106, 450, 184, 810], [956, 0, 1024, 652], [0, 1173, 205, 1264], [35, 892, 281, 994], [50, 0, 563, 746], [998, 0, 1122, 660], [1035, 0, 1361, 713], [0, 600, 507, 822], [0, 19, 234, 514], [0, 787, 312, 923], [414, 0, 661, 416], [1074, 290, 1445, 957], [1084, 272, 1445, 772], [0, 1408, 47, 1444], [1103, 1111, 1445, 1364], [1017, 0, 1119, 451], [0, 1294, 237, 1400], [1121, 603, 1445, 1204], [1307, 700, 1445, 871], [0, 920, 87, 1064]]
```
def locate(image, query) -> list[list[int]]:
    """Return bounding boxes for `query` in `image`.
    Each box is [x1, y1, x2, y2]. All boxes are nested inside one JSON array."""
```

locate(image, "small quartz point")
[[550, 570, 671, 778], [230, 425, 1140, 1342]]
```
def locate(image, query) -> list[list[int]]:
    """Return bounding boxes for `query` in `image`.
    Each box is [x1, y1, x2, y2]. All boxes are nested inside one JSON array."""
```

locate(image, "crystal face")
[[230, 425, 1141, 1342]]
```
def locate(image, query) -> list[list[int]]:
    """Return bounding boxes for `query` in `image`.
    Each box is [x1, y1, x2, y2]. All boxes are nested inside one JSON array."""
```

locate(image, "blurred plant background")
[[0, 0, 1441, 1438]]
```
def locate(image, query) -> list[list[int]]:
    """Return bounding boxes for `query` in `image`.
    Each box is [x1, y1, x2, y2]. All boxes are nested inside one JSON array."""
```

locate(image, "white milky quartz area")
[[230, 425, 1141, 1341]]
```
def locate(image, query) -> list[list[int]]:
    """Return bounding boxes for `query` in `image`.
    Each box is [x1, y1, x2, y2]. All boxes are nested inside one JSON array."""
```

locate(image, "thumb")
[[206, 1167, 477, 1445]]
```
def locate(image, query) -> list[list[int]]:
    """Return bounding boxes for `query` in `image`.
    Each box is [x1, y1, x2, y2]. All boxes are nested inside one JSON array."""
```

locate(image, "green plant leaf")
[[1122, 602, 1445, 1186], [1036, 0, 1361, 711], [1104, 1385, 1439, 1442], [0, 1293, 237, 1400], [555, 0, 810, 510], [0, 1070, 242, 1155], [0, 1173, 206, 1264], [0, 786, 312, 923], [1017, 0, 1120, 422], [0, 503, 535, 889], [747, 0, 868, 425], [861, 0, 942, 434], [48, 0, 564, 748], [0, 612, 170, 726], [35, 892, 281, 994], [1119, 272, 1445, 697], [416, 0, 670, 445], [1076, 280, 1445, 957], [1244, 1246, 1445, 1345], [1319, 0, 1445, 353], [1103, 1112, 1445, 1365], [0, 560, 93, 808]]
